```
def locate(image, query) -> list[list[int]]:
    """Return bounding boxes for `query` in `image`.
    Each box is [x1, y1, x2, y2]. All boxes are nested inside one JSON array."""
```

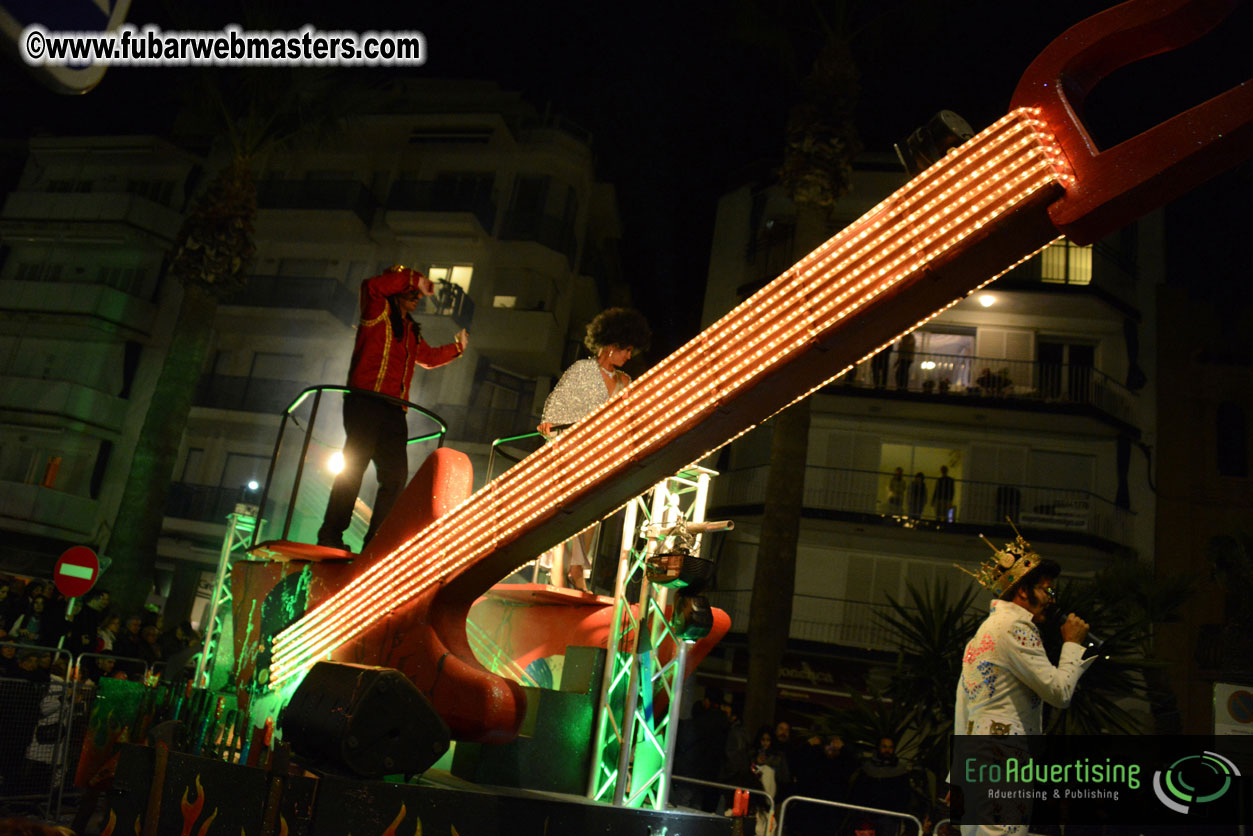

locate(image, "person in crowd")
[[854, 736, 913, 836], [894, 333, 916, 390], [317, 265, 469, 552], [139, 624, 164, 664], [792, 733, 858, 835], [932, 466, 956, 522], [10, 596, 57, 646], [907, 472, 927, 518], [113, 614, 145, 660], [537, 307, 651, 590], [871, 345, 892, 388], [0, 578, 20, 638], [20, 655, 70, 798], [97, 613, 121, 652], [674, 695, 732, 811], [159, 621, 198, 658], [887, 467, 905, 514], [0, 642, 20, 677], [952, 532, 1094, 835], [65, 587, 110, 656]]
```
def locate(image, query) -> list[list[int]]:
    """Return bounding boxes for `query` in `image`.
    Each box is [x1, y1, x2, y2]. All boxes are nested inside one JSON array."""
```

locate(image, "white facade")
[[700, 154, 1160, 652], [0, 82, 625, 599]]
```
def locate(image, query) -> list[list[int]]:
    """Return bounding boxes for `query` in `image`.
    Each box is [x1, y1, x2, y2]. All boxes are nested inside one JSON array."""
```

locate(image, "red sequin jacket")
[[346, 270, 462, 402]]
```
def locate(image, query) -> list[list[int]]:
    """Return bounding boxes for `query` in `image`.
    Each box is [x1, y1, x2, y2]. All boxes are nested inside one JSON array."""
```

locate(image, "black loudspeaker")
[[280, 662, 450, 778]]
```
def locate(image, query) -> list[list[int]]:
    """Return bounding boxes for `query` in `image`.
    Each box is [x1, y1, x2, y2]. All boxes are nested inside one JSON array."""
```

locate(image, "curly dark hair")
[[583, 307, 652, 354]]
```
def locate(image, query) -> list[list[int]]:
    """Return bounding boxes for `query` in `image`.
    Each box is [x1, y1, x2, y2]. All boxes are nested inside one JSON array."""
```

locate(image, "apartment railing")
[[837, 350, 1135, 423], [193, 374, 306, 415], [222, 275, 359, 325], [706, 589, 907, 651], [257, 179, 377, 226], [415, 280, 475, 330], [166, 482, 248, 523], [714, 464, 1133, 545], [386, 180, 497, 232]]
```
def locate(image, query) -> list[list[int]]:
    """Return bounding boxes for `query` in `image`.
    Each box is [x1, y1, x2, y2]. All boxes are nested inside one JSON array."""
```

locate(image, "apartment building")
[[696, 155, 1160, 712], [0, 81, 626, 609]]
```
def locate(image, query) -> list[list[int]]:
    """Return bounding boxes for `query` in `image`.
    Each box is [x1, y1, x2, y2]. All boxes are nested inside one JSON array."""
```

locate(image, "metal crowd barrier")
[[0, 642, 74, 819], [777, 794, 924, 836], [670, 774, 775, 822], [56, 652, 154, 818]]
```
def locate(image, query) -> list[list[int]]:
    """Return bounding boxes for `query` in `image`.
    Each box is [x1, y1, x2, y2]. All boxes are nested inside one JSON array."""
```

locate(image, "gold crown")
[[955, 519, 1040, 594]]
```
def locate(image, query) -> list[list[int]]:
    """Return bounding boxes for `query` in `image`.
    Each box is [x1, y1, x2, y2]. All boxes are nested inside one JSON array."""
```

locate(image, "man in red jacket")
[[317, 265, 468, 551]]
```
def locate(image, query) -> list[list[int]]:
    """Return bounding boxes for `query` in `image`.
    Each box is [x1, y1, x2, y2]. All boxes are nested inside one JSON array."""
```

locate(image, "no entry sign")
[[54, 545, 100, 598]]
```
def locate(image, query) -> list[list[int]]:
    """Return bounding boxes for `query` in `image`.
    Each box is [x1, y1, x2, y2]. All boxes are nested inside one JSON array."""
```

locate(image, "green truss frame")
[[586, 466, 718, 809], [193, 503, 258, 689]]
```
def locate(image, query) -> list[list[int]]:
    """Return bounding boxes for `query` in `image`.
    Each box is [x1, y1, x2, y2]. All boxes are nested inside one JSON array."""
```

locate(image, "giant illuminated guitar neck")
[[269, 109, 1071, 687]]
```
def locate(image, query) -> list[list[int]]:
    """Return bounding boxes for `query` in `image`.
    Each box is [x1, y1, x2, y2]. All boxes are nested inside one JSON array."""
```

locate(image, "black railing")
[[194, 375, 307, 415], [386, 180, 496, 232], [257, 179, 377, 226], [415, 280, 475, 330], [836, 350, 1135, 423], [499, 213, 577, 266], [222, 275, 358, 325], [166, 482, 248, 523], [715, 464, 1133, 545]]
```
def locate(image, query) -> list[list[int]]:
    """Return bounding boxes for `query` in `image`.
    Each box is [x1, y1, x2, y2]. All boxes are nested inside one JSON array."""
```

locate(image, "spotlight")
[[328, 451, 345, 474], [281, 662, 450, 778], [894, 110, 975, 177], [645, 549, 714, 594], [978, 293, 996, 307]]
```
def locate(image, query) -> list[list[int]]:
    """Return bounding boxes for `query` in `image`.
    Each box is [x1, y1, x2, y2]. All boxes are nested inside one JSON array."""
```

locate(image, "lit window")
[[493, 296, 517, 309], [427, 264, 473, 293], [1040, 240, 1091, 285]]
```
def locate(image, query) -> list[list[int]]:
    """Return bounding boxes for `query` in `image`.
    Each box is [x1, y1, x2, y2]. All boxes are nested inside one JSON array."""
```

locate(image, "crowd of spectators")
[[674, 694, 948, 836]]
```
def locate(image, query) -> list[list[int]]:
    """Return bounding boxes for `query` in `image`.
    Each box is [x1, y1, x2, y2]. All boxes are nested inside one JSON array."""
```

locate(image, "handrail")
[[777, 794, 924, 836], [669, 774, 774, 822], [253, 385, 450, 547]]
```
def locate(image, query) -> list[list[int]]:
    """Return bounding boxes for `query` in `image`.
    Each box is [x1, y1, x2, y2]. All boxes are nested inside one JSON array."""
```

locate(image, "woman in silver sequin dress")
[[537, 308, 652, 590]]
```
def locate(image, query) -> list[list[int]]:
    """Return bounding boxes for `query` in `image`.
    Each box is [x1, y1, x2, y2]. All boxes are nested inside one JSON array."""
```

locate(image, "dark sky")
[[3, 0, 1250, 354]]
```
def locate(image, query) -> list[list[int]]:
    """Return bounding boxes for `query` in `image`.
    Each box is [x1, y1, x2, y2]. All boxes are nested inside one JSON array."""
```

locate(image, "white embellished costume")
[[538, 358, 630, 573], [954, 599, 1095, 835], [540, 358, 629, 428]]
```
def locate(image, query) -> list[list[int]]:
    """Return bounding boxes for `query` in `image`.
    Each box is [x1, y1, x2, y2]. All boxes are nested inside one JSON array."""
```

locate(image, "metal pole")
[[193, 512, 240, 686]]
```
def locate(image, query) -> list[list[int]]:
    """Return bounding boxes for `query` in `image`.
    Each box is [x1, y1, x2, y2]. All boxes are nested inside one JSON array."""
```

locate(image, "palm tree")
[[743, 6, 862, 738], [103, 66, 369, 614]]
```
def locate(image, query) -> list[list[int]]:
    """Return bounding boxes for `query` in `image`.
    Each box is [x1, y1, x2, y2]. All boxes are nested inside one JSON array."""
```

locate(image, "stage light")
[[894, 110, 975, 177], [247, 480, 260, 491], [979, 294, 997, 307], [921, 361, 936, 370], [328, 452, 345, 474]]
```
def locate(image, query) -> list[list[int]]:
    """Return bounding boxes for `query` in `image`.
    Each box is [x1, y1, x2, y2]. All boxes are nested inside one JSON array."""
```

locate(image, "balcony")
[[413, 280, 475, 331], [193, 375, 307, 415], [499, 213, 577, 267], [386, 181, 496, 235], [713, 464, 1134, 549], [0, 375, 128, 433], [0, 279, 157, 336], [998, 239, 1139, 313], [256, 180, 377, 235], [221, 275, 359, 326], [0, 481, 97, 538], [0, 190, 183, 243], [707, 589, 907, 652], [164, 482, 245, 524], [835, 351, 1136, 427]]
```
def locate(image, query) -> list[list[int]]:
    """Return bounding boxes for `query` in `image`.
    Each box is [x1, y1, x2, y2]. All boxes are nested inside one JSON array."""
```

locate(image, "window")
[[427, 264, 473, 293], [1041, 240, 1092, 285], [493, 296, 517, 309], [221, 453, 269, 489], [126, 179, 175, 206]]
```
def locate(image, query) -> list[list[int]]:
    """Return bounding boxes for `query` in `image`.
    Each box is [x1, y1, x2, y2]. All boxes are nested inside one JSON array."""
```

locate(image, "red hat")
[[386, 264, 434, 297]]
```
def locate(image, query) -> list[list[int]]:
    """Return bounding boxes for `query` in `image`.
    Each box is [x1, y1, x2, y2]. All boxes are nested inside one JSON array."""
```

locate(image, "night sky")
[[3, 0, 1250, 354]]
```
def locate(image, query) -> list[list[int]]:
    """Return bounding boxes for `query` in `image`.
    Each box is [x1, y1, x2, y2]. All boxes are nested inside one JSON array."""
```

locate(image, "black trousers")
[[319, 393, 408, 547]]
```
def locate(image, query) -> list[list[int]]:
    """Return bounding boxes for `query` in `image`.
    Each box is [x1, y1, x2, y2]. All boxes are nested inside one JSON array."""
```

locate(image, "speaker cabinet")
[[281, 662, 450, 778]]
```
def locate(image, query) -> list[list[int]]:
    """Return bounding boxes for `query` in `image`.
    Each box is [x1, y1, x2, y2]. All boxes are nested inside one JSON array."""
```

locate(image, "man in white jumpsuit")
[[952, 533, 1094, 835]]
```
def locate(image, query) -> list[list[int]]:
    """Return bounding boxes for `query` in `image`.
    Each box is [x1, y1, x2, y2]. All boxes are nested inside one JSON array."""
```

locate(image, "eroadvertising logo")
[[1151, 750, 1242, 814], [952, 736, 1249, 828]]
